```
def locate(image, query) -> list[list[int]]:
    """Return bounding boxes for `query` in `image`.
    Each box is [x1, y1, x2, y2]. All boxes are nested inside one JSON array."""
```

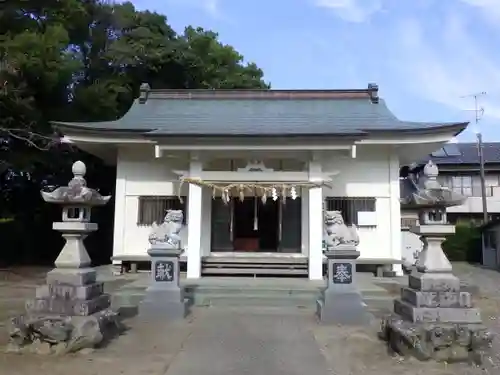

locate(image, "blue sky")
[[130, 0, 500, 142]]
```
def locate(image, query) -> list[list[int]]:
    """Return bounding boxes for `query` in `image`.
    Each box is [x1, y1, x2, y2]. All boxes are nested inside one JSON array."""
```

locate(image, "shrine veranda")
[[52, 84, 469, 280]]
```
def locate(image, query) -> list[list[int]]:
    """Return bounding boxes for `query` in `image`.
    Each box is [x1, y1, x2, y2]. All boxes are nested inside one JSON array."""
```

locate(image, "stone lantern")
[[381, 161, 493, 363], [41, 160, 111, 270], [6, 161, 121, 355]]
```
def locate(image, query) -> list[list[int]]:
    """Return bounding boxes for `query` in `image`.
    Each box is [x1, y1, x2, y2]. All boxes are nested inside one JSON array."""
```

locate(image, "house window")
[[451, 176, 472, 196], [441, 175, 494, 197], [324, 197, 376, 225], [401, 217, 418, 229], [137, 196, 187, 226]]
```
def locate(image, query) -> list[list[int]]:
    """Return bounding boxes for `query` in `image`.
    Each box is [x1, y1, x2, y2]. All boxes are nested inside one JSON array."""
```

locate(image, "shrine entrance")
[[233, 198, 279, 252], [211, 196, 302, 253], [174, 159, 337, 265]]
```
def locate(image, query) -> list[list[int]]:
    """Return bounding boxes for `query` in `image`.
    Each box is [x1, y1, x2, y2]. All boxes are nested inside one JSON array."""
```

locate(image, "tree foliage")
[[442, 223, 482, 263], [0, 0, 268, 263]]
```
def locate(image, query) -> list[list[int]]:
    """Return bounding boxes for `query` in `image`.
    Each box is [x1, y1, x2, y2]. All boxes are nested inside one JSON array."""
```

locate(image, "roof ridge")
[[147, 88, 370, 93], [137, 83, 380, 103]]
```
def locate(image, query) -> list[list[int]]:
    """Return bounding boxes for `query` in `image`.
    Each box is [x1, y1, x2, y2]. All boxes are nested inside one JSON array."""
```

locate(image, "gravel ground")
[[0, 263, 500, 375], [314, 262, 500, 375], [0, 266, 195, 375]]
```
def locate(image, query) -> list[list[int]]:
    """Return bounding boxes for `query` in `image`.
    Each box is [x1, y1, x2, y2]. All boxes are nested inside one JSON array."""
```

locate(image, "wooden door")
[[211, 198, 233, 252], [280, 198, 301, 253]]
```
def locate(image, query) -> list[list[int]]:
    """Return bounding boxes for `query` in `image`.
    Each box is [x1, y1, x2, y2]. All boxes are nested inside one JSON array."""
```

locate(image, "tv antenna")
[[460, 91, 487, 127], [461, 91, 488, 223]]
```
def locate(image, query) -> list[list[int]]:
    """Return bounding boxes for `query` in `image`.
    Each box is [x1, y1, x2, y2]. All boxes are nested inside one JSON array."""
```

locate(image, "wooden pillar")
[[308, 154, 324, 280], [389, 152, 403, 275], [187, 155, 202, 279], [112, 150, 126, 266]]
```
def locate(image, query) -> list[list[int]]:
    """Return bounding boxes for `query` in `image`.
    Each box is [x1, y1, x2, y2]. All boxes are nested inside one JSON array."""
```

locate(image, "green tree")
[[442, 223, 482, 262], [0, 0, 269, 263], [178, 26, 269, 89], [1, 0, 268, 168]]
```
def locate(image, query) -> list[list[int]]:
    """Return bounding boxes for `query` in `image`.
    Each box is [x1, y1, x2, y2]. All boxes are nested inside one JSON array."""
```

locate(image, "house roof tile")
[[429, 143, 500, 165]]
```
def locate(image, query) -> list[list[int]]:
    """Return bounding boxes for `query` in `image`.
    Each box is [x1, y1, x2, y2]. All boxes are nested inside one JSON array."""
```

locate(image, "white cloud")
[[314, 0, 383, 22], [312, 0, 500, 123], [388, 12, 500, 125], [201, 0, 219, 16], [166, 0, 221, 16], [459, 0, 500, 23]]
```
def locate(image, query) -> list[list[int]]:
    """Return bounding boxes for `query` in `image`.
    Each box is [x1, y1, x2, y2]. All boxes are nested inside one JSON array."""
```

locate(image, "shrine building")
[[52, 84, 468, 280]]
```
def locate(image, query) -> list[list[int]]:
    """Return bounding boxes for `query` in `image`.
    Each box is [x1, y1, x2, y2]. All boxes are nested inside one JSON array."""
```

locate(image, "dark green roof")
[[53, 84, 468, 137]]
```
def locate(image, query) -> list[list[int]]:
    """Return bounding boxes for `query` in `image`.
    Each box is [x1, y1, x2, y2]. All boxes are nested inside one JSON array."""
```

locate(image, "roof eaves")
[[51, 121, 154, 133], [142, 130, 370, 138], [362, 122, 469, 134]]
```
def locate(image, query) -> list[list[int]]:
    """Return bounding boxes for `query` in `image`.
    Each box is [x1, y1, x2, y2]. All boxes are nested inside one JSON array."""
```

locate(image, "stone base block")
[[316, 292, 371, 325], [7, 308, 124, 355], [409, 272, 460, 292], [139, 298, 189, 321], [394, 299, 482, 324], [26, 294, 110, 316], [380, 313, 494, 363], [46, 268, 96, 286], [401, 288, 472, 308], [36, 282, 104, 300]]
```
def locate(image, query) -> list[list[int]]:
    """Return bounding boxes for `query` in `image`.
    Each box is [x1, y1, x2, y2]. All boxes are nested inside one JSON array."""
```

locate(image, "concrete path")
[[164, 307, 332, 375]]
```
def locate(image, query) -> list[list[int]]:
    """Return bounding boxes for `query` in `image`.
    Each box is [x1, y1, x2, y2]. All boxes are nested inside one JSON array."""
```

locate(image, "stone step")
[[111, 287, 396, 312], [191, 294, 317, 308], [184, 285, 322, 296], [363, 295, 394, 310], [183, 286, 393, 299], [112, 291, 145, 310], [201, 268, 309, 276], [111, 290, 318, 309]]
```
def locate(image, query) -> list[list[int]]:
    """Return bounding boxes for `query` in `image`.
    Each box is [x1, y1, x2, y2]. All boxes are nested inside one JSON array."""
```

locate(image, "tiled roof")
[[429, 143, 500, 165], [52, 84, 468, 137]]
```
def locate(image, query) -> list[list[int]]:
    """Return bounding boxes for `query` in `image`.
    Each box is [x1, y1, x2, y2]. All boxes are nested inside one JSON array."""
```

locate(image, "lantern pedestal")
[[52, 221, 97, 269]]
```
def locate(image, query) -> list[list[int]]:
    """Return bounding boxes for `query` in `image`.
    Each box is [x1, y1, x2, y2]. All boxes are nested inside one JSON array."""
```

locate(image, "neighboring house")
[[429, 142, 500, 223], [400, 142, 500, 267], [52, 83, 467, 280]]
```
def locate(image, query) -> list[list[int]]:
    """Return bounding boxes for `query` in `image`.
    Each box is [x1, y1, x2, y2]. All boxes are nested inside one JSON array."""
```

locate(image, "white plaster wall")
[[113, 146, 210, 259], [319, 146, 399, 261], [113, 145, 400, 263]]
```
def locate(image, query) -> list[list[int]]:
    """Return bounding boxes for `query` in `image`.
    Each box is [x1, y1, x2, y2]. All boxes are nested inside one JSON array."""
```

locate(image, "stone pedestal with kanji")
[[316, 246, 370, 325], [139, 246, 189, 321]]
